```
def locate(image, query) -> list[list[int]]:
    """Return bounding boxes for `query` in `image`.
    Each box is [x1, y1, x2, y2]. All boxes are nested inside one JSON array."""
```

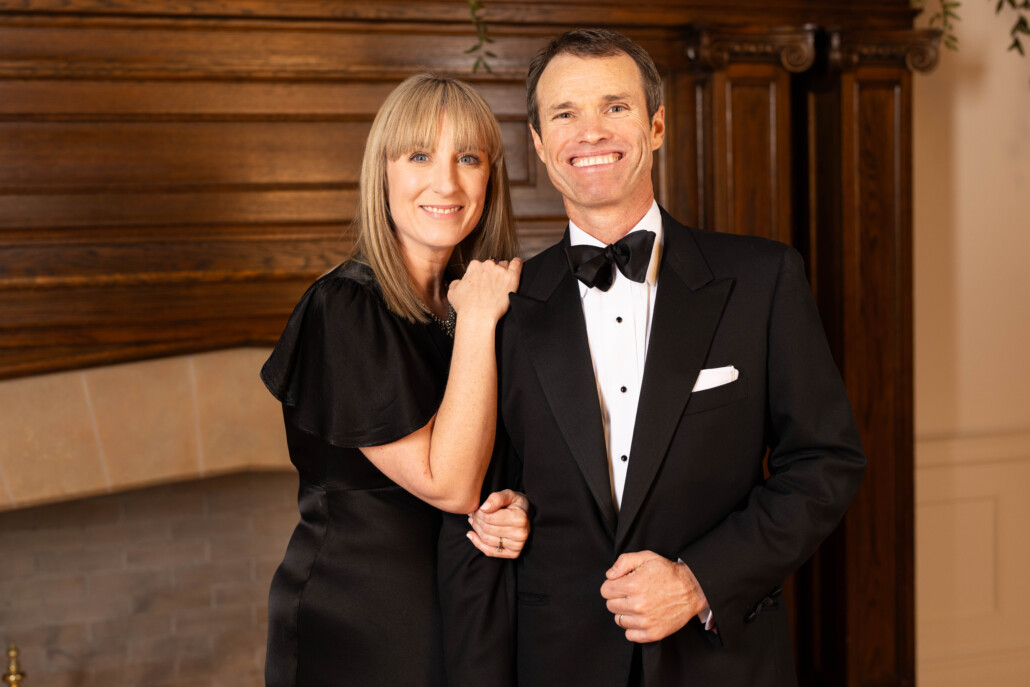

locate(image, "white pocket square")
[[692, 365, 739, 392]]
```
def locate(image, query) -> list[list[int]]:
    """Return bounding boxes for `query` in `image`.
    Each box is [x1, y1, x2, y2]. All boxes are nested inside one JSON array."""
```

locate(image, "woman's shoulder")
[[311, 260, 380, 298], [301, 261, 391, 320]]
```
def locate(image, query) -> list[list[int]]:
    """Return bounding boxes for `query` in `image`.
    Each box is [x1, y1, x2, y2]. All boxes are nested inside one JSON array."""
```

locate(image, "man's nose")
[[578, 113, 611, 144]]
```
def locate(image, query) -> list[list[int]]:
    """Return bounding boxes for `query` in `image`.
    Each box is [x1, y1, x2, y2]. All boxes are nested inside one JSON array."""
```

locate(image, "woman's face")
[[386, 115, 490, 264]]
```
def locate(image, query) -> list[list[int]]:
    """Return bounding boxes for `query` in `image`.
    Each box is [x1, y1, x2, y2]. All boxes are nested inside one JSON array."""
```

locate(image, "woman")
[[260, 75, 527, 687]]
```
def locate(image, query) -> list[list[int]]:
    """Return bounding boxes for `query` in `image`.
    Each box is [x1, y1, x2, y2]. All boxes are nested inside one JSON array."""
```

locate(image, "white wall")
[[914, 3, 1030, 684]]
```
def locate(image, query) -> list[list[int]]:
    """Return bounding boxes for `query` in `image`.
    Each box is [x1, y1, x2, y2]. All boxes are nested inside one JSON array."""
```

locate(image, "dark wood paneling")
[[0, 120, 530, 188], [0, 11, 569, 377], [0, 190, 356, 230], [841, 66, 914, 687], [795, 29, 931, 685], [709, 64, 792, 242]]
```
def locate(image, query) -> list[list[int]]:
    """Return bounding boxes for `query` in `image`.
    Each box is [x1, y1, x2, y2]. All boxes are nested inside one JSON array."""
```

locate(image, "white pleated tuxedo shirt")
[[569, 200, 715, 630], [568, 201, 662, 513]]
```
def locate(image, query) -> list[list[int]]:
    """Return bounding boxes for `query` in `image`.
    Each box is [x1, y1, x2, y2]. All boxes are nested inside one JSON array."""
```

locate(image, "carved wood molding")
[[0, 1, 925, 30], [684, 25, 817, 73], [829, 28, 941, 73]]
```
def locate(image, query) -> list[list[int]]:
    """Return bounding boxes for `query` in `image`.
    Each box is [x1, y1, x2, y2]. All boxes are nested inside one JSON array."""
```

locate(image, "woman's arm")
[[359, 258, 521, 514]]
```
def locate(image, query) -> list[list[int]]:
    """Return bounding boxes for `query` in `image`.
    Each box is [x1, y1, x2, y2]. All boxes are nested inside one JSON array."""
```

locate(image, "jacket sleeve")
[[678, 246, 866, 649], [438, 409, 520, 686]]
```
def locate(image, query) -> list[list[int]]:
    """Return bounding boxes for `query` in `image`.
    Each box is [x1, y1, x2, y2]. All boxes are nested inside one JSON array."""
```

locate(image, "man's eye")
[[554, 112, 572, 120], [609, 105, 626, 113]]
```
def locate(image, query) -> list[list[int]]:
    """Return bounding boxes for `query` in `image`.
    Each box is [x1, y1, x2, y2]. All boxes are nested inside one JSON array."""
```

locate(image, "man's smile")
[[570, 152, 623, 168]]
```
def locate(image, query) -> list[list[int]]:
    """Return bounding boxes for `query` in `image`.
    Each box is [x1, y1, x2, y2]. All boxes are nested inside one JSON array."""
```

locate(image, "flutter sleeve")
[[260, 270, 447, 448]]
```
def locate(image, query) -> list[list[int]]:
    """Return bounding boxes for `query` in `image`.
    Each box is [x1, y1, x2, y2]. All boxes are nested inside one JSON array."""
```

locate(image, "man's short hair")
[[526, 28, 663, 135]]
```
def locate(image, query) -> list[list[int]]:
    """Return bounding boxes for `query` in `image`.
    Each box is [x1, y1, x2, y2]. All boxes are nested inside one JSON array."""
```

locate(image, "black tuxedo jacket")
[[440, 209, 865, 687]]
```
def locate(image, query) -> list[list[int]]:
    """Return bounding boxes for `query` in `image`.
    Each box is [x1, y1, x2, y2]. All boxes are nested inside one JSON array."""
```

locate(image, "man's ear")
[[650, 105, 666, 151], [530, 123, 546, 162]]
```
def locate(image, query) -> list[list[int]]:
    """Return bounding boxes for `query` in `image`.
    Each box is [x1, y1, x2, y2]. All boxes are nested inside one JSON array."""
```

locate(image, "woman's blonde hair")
[[349, 74, 519, 322]]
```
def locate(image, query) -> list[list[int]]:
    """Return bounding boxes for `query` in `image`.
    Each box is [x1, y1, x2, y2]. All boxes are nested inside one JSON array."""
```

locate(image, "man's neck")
[[565, 193, 656, 245]]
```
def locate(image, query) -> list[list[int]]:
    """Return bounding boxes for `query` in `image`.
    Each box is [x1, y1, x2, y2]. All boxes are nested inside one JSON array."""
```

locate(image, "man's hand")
[[600, 551, 708, 643], [467, 489, 530, 559]]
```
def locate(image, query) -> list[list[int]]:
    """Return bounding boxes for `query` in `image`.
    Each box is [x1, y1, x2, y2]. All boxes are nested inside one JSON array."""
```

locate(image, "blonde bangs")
[[381, 79, 502, 163]]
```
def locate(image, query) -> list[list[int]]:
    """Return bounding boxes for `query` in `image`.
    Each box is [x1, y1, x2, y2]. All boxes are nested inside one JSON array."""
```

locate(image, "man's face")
[[531, 52, 665, 222]]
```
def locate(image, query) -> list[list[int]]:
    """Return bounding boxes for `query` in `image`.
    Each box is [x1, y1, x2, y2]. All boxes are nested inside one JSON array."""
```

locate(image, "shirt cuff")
[[700, 607, 718, 633]]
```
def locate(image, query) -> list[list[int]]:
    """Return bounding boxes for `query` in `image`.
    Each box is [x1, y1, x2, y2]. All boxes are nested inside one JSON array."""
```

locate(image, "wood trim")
[[0, 1, 921, 29]]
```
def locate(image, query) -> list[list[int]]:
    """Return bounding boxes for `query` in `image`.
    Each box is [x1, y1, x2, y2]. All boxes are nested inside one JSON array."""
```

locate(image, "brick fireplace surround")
[[0, 349, 298, 686], [0, 472, 297, 687]]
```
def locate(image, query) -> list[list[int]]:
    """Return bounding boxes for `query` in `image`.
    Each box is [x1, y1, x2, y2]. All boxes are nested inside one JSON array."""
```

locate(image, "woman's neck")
[[402, 248, 451, 319]]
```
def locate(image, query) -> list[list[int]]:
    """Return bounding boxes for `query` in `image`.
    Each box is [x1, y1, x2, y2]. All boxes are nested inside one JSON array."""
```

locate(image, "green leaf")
[[485, 51, 497, 58], [1009, 37, 1025, 55], [997, 0, 1005, 13]]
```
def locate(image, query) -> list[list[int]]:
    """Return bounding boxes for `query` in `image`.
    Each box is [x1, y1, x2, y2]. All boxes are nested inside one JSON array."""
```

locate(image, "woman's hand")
[[467, 489, 530, 559], [447, 257, 522, 323]]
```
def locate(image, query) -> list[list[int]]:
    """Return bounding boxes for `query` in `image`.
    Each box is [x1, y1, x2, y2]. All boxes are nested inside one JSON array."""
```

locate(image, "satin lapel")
[[510, 251, 617, 534], [615, 219, 734, 549]]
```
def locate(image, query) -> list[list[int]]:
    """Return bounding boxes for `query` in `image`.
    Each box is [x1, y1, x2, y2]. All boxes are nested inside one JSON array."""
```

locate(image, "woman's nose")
[[431, 160, 459, 194]]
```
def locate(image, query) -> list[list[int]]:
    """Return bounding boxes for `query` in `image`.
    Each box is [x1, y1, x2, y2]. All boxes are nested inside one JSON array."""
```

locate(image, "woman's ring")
[[496, 537, 504, 553]]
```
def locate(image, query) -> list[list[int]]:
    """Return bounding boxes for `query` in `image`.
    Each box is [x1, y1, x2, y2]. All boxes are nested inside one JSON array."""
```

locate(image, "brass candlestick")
[[2, 643, 25, 686]]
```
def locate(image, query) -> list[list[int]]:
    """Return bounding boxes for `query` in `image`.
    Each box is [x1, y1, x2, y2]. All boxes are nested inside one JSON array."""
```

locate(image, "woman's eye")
[[409, 152, 429, 163], [459, 154, 482, 165]]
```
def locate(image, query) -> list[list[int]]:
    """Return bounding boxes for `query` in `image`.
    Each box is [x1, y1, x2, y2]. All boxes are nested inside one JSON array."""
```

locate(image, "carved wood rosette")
[[795, 27, 938, 687], [829, 28, 942, 73], [686, 26, 818, 74]]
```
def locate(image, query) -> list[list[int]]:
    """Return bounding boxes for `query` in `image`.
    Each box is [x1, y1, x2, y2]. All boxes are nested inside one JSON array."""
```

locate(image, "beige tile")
[[85, 357, 200, 489], [0, 370, 107, 508], [191, 349, 289, 474]]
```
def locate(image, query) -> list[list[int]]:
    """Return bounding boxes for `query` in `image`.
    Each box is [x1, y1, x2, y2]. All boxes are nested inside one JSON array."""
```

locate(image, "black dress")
[[260, 262, 453, 687]]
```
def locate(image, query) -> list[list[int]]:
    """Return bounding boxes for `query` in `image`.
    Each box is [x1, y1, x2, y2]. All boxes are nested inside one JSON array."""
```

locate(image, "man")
[[440, 28, 865, 687]]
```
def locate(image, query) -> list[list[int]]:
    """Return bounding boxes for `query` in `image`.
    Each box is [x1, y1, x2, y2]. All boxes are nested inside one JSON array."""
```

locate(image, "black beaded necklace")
[[427, 304, 456, 339]]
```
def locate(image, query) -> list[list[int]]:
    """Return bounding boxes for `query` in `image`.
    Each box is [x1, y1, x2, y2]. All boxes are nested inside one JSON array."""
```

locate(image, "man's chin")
[[558, 184, 627, 209]]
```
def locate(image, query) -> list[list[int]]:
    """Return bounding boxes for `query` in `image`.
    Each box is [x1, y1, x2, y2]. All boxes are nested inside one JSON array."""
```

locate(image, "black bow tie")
[[564, 230, 656, 292]]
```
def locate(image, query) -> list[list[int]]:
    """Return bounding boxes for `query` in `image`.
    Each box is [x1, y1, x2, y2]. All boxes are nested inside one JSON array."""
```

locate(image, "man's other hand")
[[600, 551, 708, 643]]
